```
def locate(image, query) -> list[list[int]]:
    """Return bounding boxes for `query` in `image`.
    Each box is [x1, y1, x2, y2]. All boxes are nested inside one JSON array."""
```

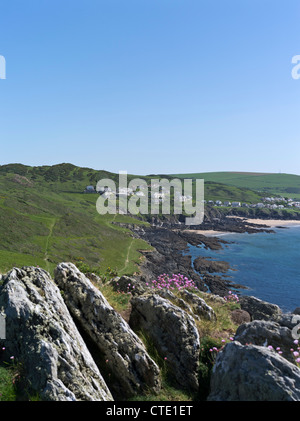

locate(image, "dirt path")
[[119, 238, 134, 274]]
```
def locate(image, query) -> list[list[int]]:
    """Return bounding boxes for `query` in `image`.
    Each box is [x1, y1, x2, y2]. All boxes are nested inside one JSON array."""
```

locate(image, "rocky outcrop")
[[239, 295, 282, 321], [0, 267, 113, 401], [110, 275, 148, 296], [129, 293, 200, 393], [179, 289, 217, 322], [193, 257, 230, 274], [234, 315, 298, 364], [207, 341, 300, 401], [54, 263, 161, 399]]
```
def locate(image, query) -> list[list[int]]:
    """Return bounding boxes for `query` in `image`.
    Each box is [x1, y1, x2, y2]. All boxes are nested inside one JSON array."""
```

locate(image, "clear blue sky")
[[0, 0, 300, 175]]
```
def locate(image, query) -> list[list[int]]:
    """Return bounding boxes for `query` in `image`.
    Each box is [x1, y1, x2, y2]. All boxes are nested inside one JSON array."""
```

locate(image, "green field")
[[170, 171, 300, 199], [0, 164, 152, 276]]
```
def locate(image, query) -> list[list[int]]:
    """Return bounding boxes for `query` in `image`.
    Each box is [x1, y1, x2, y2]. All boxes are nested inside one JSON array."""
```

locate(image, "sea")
[[187, 224, 300, 313]]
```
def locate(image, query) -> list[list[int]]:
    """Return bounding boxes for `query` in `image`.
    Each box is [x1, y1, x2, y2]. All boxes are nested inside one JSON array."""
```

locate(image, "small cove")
[[187, 225, 300, 312]]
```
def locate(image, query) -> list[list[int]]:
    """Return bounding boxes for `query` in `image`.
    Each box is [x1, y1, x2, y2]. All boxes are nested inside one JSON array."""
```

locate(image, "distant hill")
[[170, 171, 300, 199]]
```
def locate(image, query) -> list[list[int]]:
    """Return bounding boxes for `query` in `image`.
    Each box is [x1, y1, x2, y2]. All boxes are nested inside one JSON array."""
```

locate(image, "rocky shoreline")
[[132, 215, 275, 297]]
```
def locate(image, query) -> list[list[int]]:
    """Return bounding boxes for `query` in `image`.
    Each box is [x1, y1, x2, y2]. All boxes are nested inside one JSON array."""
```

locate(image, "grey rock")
[[201, 291, 227, 305], [278, 312, 300, 330], [85, 272, 102, 286], [235, 319, 297, 364], [156, 289, 196, 315], [293, 307, 300, 315], [0, 266, 113, 401], [129, 293, 200, 393], [239, 295, 282, 321], [155, 289, 216, 322], [54, 262, 161, 399], [109, 275, 148, 296], [230, 309, 251, 325], [208, 341, 300, 401], [179, 289, 217, 322]]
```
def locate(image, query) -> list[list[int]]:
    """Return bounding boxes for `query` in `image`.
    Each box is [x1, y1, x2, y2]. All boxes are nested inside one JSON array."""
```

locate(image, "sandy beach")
[[185, 217, 300, 237], [185, 229, 230, 236], [227, 216, 300, 228]]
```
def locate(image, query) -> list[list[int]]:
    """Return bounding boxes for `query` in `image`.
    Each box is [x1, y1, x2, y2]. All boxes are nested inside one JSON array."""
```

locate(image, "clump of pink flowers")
[[208, 337, 234, 363], [146, 273, 198, 292], [267, 339, 300, 368], [224, 291, 239, 303], [290, 339, 300, 367]]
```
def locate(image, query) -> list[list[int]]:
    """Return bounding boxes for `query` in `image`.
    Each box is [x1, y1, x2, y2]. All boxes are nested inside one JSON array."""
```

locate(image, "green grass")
[[0, 365, 18, 401], [171, 171, 300, 199], [204, 181, 262, 203]]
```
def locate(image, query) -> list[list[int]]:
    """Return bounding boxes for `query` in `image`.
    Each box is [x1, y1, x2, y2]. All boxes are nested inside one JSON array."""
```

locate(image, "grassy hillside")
[[0, 163, 152, 276], [170, 171, 300, 199], [203, 181, 262, 203]]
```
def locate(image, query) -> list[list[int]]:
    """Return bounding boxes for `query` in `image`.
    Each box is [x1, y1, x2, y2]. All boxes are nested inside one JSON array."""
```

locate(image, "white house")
[[232, 202, 241, 207], [135, 191, 145, 197], [102, 191, 115, 198], [117, 187, 133, 196], [153, 192, 165, 199], [84, 185, 96, 193]]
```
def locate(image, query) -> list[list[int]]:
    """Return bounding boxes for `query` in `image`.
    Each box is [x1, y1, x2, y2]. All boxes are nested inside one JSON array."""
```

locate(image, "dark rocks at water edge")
[[0, 263, 300, 401], [133, 225, 249, 296]]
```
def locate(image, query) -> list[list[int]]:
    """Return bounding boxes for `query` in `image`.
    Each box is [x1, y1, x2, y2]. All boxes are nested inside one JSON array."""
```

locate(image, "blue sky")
[[0, 0, 299, 175]]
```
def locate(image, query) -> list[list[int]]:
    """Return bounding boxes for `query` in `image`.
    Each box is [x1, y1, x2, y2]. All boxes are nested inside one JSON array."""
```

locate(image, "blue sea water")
[[187, 225, 300, 313]]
